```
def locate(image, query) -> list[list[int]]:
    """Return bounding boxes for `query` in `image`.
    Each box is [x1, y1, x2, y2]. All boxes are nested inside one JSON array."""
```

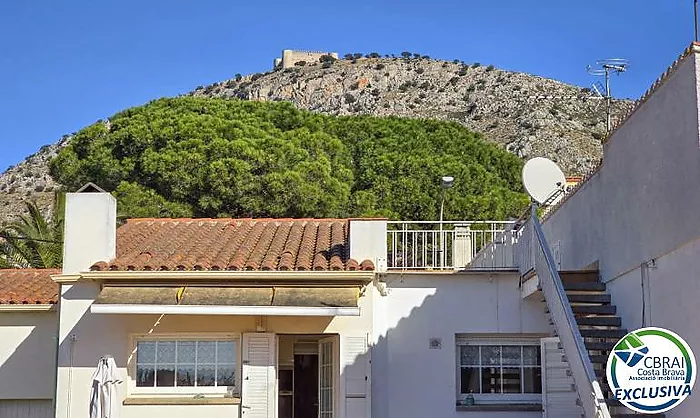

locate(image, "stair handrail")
[[528, 204, 611, 418]]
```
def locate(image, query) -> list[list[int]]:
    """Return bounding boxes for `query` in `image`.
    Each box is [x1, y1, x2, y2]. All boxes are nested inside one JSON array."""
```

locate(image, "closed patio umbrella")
[[89, 356, 121, 418]]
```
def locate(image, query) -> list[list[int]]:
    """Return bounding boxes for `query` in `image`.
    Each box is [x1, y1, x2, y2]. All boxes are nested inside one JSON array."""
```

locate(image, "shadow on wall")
[[0, 312, 58, 400], [356, 272, 550, 418]]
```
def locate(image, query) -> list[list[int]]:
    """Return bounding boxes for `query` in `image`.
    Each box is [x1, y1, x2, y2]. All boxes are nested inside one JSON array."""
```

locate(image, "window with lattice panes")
[[131, 336, 238, 395], [457, 338, 542, 404]]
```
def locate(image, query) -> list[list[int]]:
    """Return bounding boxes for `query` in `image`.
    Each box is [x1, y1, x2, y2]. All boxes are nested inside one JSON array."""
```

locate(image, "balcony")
[[386, 221, 519, 270]]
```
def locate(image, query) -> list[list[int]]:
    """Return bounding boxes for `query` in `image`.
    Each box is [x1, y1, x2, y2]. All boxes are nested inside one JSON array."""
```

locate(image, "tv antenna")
[[522, 157, 566, 206], [695, 0, 699, 42], [587, 58, 629, 134]]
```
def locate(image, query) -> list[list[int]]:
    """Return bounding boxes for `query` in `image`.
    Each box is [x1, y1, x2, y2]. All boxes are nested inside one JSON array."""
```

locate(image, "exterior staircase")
[[551, 270, 664, 418]]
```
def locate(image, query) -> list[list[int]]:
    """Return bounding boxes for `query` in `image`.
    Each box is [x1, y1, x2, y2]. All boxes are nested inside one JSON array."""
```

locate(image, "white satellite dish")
[[522, 157, 566, 204]]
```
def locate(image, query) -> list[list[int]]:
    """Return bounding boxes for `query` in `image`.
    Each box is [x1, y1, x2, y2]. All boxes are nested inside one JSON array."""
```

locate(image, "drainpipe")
[[51, 285, 62, 418]]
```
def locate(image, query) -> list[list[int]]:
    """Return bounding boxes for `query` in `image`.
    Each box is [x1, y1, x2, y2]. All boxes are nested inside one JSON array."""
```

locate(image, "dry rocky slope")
[[193, 56, 631, 173], [0, 56, 630, 224]]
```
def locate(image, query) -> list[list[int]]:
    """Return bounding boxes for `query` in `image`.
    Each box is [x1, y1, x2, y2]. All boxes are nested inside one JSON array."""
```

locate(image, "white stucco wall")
[[0, 311, 57, 400], [541, 51, 700, 280], [373, 271, 552, 418], [62, 193, 116, 275], [54, 279, 374, 418], [539, 50, 700, 418]]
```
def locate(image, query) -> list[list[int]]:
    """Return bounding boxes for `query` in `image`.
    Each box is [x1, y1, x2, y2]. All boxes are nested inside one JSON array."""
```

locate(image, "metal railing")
[[387, 221, 516, 270], [527, 205, 611, 418], [515, 215, 535, 276]]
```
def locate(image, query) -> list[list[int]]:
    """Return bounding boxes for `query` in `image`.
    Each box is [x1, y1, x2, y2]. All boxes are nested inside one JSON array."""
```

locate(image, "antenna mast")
[[587, 58, 629, 134], [695, 0, 699, 42]]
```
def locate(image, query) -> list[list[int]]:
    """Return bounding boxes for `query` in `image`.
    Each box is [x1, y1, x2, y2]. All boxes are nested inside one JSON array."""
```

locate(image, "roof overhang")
[[0, 304, 56, 312], [90, 304, 359, 316], [55, 270, 374, 284], [89, 285, 361, 316]]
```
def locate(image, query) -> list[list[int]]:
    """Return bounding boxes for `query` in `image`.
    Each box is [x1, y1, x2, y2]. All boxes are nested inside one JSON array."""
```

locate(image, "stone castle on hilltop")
[[273, 49, 338, 69]]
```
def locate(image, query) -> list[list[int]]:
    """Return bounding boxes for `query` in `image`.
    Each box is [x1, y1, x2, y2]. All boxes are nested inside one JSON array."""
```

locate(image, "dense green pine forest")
[[50, 97, 528, 221]]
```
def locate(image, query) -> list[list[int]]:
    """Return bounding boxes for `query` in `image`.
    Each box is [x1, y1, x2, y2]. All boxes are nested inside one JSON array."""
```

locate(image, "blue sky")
[[0, 0, 693, 171]]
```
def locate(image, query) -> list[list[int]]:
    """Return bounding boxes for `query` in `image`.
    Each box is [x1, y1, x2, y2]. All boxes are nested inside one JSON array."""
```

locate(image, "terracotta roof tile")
[[91, 218, 374, 272], [0, 269, 60, 305]]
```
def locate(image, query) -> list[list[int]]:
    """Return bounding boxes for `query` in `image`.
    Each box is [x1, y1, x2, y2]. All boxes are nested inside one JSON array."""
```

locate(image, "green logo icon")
[[613, 333, 649, 367]]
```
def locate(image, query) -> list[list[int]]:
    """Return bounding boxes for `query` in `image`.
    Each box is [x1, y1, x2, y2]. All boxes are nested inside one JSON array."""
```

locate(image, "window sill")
[[456, 403, 542, 412], [124, 397, 241, 406]]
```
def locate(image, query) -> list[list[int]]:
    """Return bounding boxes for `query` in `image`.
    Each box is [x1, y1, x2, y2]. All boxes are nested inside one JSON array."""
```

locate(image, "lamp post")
[[439, 176, 454, 268]]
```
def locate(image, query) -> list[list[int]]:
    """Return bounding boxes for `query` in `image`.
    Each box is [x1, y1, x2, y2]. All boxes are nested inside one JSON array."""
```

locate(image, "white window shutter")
[[343, 334, 370, 418], [541, 337, 584, 418], [242, 333, 276, 418]]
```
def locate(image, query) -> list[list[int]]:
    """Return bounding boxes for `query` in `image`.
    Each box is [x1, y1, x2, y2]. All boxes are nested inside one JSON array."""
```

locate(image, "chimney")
[[62, 183, 117, 275], [348, 219, 387, 271]]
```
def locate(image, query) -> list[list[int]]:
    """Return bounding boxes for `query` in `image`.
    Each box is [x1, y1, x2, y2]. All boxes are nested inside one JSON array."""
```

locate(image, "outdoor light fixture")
[[441, 176, 454, 189]]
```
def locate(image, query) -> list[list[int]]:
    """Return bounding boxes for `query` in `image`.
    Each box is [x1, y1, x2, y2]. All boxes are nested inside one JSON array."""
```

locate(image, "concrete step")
[[580, 328, 628, 339], [572, 305, 617, 315], [585, 341, 616, 351], [589, 354, 611, 364], [577, 316, 622, 327], [568, 293, 611, 304], [563, 281, 606, 291], [559, 270, 600, 283]]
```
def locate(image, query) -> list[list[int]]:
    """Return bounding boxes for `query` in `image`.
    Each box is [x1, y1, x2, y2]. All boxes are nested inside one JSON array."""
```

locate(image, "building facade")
[[3, 43, 700, 418]]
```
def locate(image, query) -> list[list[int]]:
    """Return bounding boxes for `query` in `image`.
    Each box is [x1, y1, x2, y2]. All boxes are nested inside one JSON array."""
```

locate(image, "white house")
[[4, 42, 700, 418]]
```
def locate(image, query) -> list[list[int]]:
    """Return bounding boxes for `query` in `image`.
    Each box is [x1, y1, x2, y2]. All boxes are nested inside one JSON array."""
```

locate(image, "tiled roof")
[[90, 218, 375, 272], [0, 269, 60, 305]]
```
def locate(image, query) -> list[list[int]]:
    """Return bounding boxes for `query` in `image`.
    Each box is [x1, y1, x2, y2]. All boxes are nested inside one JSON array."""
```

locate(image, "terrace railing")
[[386, 221, 516, 270]]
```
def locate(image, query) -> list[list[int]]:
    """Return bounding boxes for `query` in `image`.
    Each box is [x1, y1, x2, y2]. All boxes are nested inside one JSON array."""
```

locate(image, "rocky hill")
[[192, 55, 631, 174], [0, 138, 67, 224], [0, 54, 631, 224]]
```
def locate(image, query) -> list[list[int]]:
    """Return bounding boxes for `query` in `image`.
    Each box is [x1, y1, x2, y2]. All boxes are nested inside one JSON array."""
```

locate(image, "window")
[[132, 336, 238, 394], [457, 338, 542, 404]]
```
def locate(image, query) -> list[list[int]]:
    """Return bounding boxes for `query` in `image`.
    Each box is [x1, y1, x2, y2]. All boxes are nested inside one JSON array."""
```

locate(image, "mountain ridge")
[[0, 54, 631, 224], [192, 55, 631, 173]]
